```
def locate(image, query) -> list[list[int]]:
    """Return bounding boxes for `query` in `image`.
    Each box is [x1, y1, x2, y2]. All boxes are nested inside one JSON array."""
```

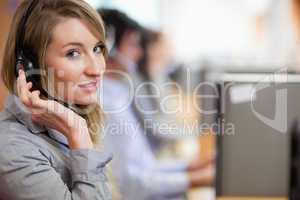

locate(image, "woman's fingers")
[[16, 70, 82, 137], [30, 90, 41, 106], [17, 70, 33, 106], [29, 92, 63, 117], [16, 70, 23, 97], [28, 90, 50, 114]]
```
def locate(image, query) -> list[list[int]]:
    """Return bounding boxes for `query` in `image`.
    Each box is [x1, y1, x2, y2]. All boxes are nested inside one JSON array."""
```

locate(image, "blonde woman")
[[0, 0, 114, 199]]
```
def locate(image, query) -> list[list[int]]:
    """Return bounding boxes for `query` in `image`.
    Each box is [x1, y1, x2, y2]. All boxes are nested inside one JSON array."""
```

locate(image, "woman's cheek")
[[67, 83, 80, 100], [53, 79, 77, 102], [57, 58, 85, 79]]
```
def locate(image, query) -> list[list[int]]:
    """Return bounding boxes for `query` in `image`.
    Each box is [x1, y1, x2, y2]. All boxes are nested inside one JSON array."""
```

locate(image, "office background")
[[1, 1, 299, 200]]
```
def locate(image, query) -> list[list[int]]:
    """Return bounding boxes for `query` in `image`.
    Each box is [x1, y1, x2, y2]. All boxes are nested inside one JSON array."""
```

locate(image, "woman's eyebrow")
[[95, 41, 104, 45], [62, 42, 84, 48], [62, 41, 103, 49]]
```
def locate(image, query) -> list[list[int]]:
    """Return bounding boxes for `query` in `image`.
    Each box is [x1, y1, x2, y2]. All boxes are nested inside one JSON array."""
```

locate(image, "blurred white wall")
[[85, 0, 298, 69], [160, 0, 253, 62], [85, 0, 161, 28]]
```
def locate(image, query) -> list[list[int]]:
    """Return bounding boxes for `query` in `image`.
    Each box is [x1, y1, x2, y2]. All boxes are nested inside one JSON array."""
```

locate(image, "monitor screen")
[[215, 73, 300, 197]]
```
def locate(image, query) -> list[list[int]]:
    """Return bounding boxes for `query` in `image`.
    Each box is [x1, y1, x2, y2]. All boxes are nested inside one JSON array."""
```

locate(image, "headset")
[[15, 0, 70, 108]]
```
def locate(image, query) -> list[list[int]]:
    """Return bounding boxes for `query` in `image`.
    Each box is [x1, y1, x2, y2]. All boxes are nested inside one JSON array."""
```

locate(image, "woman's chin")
[[73, 93, 98, 106]]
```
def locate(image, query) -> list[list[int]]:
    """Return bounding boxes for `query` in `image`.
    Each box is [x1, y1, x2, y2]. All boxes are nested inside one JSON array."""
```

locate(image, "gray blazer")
[[0, 94, 112, 200]]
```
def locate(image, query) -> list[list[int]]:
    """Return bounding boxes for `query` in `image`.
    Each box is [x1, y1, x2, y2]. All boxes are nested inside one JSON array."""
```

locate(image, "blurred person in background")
[[98, 8, 215, 200], [290, 0, 300, 70], [253, 0, 300, 70], [136, 29, 213, 162], [99, 8, 143, 74], [135, 29, 179, 157]]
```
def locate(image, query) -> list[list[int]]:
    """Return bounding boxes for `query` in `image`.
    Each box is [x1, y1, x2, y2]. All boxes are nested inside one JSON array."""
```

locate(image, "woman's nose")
[[84, 55, 105, 76]]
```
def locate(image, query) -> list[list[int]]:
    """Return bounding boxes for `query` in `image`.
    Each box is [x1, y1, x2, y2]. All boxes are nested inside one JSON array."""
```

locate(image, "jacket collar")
[[4, 94, 46, 134], [4, 94, 70, 146]]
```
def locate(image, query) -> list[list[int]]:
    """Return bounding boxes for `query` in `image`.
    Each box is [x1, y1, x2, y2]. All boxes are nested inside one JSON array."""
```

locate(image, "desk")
[[217, 198, 287, 200], [187, 187, 287, 200]]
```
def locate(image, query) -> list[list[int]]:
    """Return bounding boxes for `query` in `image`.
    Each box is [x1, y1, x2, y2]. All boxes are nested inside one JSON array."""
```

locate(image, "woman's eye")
[[66, 50, 80, 59], [94, 45, 104, 54]]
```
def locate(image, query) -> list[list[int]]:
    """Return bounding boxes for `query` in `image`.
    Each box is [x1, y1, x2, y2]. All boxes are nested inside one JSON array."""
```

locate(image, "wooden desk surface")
[[187, 187, 287, 200], [217, 197, 287, 200]]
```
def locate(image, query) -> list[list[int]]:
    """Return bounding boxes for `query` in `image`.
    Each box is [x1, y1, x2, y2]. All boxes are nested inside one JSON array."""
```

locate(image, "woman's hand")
[[188, 163, 215, 188], [187, 155, 215, 172], [187, 155, 216, 188], [17, 69, 93, 149]]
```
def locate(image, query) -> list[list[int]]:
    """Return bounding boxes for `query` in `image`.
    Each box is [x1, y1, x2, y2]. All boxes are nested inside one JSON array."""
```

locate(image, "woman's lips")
[[78, 80, 99, 92]]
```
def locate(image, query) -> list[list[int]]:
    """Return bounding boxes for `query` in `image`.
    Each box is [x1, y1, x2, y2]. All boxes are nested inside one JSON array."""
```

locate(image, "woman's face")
[[45, 18, 105, 106], [147, 35, 172, 73]]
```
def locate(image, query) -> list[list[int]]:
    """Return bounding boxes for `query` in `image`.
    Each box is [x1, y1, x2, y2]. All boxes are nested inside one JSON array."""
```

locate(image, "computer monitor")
[[215, 72, 300, 197]]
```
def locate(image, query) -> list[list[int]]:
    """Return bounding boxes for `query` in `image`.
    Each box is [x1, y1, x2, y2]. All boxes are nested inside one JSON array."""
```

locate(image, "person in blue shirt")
[[99, 9, 215, 200]]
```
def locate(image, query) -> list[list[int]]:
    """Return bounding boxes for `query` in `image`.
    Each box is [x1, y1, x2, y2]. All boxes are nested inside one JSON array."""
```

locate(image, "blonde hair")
[[1, 0, 119, 198]]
